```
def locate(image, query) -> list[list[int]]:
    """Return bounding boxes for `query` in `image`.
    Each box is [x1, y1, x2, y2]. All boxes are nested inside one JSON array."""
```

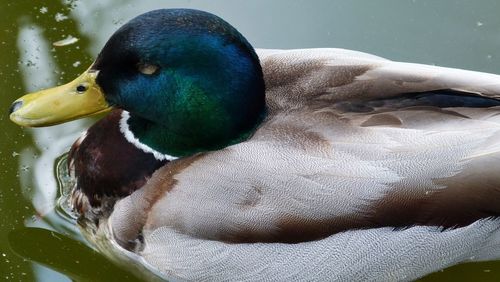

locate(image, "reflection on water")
[[3, 0, 500, 281], [54, 154, 78, 221]]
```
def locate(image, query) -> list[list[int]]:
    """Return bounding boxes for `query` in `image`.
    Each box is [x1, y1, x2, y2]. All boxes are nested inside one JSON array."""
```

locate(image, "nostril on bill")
[[9, 101, 23, 115]]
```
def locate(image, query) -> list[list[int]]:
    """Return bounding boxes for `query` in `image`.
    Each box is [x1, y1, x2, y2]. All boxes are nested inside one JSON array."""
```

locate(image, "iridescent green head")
[[10, 9, 266, 158]]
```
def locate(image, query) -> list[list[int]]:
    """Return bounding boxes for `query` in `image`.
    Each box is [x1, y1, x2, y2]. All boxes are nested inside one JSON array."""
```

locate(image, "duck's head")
[[10, 9, 266, 158]]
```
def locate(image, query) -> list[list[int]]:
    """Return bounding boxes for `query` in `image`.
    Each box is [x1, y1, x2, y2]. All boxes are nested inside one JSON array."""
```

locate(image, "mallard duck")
[[9, 8, 500, 281]]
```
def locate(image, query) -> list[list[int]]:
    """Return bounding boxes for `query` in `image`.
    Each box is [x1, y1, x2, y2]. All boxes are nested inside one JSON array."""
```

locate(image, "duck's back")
[[108, 48, 500, 281]]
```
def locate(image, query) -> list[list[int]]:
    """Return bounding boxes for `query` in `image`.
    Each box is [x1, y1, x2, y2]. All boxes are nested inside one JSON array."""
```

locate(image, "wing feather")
[[257, 48, 500, 110]]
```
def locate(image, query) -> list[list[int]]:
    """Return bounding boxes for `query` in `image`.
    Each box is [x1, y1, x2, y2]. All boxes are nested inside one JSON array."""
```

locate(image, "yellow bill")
[[9, 69, 112, 127]]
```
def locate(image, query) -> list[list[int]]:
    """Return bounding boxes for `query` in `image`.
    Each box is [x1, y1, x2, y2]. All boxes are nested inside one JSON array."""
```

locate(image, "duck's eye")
[[137, 63, 159, 75], [76, 84, 87, 94]]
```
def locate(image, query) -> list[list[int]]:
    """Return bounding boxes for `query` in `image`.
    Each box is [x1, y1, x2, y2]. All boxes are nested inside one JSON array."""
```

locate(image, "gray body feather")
[[103, 49, 500, 281]]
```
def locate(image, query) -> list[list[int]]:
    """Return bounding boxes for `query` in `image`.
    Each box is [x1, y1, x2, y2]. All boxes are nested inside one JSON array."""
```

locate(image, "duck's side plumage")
[[107, 48, 500, 280], [139, 219, 500, 281]]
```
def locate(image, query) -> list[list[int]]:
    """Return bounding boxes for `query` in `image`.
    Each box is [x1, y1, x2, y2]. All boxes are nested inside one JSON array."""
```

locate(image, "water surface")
[[2, 0, 500, 280]]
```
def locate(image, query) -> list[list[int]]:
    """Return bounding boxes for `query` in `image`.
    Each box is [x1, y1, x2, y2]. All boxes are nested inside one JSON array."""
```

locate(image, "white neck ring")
[[118, 110, 179, 161]]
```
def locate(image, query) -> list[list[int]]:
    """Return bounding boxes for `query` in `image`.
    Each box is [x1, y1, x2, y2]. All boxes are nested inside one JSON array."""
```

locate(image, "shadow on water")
[[8, 227, 140, 282], [3, 0, 500, 281]]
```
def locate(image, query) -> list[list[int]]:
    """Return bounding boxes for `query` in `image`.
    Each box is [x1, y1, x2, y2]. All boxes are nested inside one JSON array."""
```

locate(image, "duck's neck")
[[119, 108, 265, 159]]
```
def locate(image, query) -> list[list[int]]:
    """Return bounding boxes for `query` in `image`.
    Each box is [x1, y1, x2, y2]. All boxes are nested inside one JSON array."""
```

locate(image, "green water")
[[2, 0, 500, 280]]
